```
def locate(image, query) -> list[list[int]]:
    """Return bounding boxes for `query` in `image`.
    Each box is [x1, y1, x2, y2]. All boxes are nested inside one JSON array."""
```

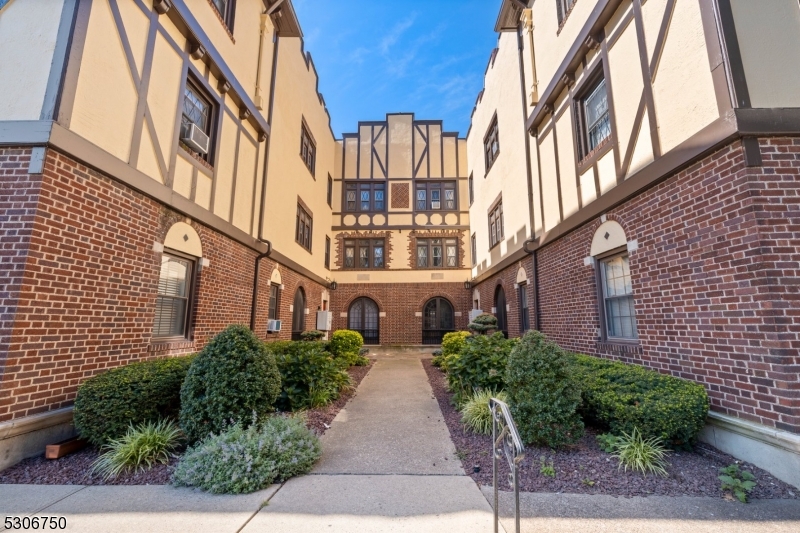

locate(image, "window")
[[599, 253, 638, 340], [300, 123, 316, 175], [518, 283, 530, 333], [181, 82, 214, 161], [327, 175, 333, 207], [153, 253, 193, 339], [296, 204, 312, 251], [415, 181, 456, 211], [468, 173, 474, 205], [577, 77, 612, 159], [556, 0, 576, 25], [268, 284, 280, 320], [483, 115, 499, 173], [324, 236, 331, 269], [488, 200, 504, 249], [344, 182, 386, 212], [210, 0, 236, 29], [471, 233, 477, 267], [416, 238, 458, 268], [343, 239, 385, 269]]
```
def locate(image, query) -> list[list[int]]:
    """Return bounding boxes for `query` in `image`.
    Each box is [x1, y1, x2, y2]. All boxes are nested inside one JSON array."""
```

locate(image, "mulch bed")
[[423, 358, 798, 500], [0, 361, 374, 486]]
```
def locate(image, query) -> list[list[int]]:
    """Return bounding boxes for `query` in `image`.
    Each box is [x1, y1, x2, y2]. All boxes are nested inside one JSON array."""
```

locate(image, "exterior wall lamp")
[[464, 280, 472, 290], [329, 281, 338, 290]]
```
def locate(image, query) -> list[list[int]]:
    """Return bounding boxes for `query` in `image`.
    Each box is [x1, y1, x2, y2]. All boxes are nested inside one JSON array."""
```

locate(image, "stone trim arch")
[[164, 221, 202, 257]]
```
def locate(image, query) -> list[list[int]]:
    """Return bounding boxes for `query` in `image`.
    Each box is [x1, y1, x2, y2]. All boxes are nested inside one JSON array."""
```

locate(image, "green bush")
[[172, 415, 321, 494], [274, 342, 351, 411], [467, 313, 498, 335], [92, 419, 183, 479], [447, 332, 516, 405], [74, 355, 195, 445], [442, 331, 470, 356], [505, 331, 584, 448], [572, 354, 709, 448], [180, 325, 281, 443], [329, 329, 364, 366], [299, 330, 325, 342], [460, 389, 508, 435]]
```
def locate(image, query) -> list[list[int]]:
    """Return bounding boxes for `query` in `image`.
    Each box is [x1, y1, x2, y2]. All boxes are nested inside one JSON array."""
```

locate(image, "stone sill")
[[707, 411, 800, 455], [0, 407, 73, 441]]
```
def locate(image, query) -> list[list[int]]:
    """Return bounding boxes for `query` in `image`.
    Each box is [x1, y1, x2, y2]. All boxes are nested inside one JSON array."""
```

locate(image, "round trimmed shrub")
[[299, 330, 325, 342], [506, 331, 584, 448], [74, 355, 195, 446], [468, 313, 498, 334], [329, 329, 364, 365], [179, 325, 281, 443]]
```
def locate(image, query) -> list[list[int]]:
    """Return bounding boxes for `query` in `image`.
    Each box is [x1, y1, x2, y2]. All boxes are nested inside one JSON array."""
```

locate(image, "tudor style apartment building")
[[0, 0, 798, 487]]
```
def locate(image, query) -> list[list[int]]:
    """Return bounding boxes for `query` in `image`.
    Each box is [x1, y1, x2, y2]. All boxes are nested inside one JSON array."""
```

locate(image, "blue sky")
[[291, 0, 501, 138]]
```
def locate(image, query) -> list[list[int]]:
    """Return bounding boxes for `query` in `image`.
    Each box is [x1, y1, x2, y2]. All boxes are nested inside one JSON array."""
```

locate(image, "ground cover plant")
[[273, 341, 351, 411], [92, 419, 182, 479], [506, 331, 584, 448], [447, 332, 516, 405], [74, 355, 195, 445], [172, 415, 321, 494], [180, 325, 281, 442], [719, 463, 757, 503]]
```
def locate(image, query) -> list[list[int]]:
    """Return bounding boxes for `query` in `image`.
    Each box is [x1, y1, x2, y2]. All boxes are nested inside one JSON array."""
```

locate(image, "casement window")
[[181, 82, 215, 162], [468, 173, 474, 205], [416, 238, 458, 269], [415, 181, 456, 211], [324, 236, 331, 270], [210, 0, 236, 30], [345, 182, 386, 213], [153, 252, 194, 339], [268, 284, 280, 320], [296, 204, 312, 251], [300, 123, 316, 175], [518, 283, 530, 333], [488, 200, 504, 249], [483, 115, 499, 173], [556, 0, 576, 25], [598, 252, 638, 340], [327, 175, 333, 207], [577, 77, 612, 159], [343, 239, 385, 269], [471, 233, 477, 267]]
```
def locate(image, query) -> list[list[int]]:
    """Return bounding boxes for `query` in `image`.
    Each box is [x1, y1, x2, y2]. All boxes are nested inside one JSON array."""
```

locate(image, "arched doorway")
[[291, 287, 306, 340], [422, 297, 455, 345], [349, 297, 379, 345], [494, 285, 508, 338]]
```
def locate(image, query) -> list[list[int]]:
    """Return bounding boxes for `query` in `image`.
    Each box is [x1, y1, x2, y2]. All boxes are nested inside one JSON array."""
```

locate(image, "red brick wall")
[[329, 282, 471, 344], [0, 149, 323, 421], [472, 258, 535, 339], [535, 138, 800, 434]]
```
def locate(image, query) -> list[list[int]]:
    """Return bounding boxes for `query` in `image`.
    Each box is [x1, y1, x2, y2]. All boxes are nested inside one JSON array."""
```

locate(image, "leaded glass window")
[[343, 239, 385, 270], [344, 182, 385, 212], [417, 238, 458, 269]]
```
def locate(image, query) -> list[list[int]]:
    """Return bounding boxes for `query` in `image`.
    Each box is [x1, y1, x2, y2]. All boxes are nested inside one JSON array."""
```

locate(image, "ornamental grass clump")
[[172, 414, 321, 494], [612, 427, 670, 477], [460, 389, 508, 435], [91, 419, 183, 479]]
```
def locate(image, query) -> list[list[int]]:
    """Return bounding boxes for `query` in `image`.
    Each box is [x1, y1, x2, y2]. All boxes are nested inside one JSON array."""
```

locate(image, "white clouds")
[[379, 14, 417, 54]]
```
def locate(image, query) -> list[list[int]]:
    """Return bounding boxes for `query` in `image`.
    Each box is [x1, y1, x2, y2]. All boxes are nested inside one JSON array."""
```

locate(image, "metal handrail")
[[490, 397, 525, 533]]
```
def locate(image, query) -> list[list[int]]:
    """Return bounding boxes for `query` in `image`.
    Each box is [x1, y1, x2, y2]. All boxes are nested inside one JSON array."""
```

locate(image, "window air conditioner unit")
[[181, 123, 210, 155], [267, 319, 282, 333]]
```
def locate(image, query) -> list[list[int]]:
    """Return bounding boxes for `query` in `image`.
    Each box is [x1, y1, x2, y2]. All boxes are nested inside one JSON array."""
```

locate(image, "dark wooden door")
[[495, 286, 508, 338], [349, 297, 380, 345], [422, 297, 455, 345], [291, 288, 306, 340]]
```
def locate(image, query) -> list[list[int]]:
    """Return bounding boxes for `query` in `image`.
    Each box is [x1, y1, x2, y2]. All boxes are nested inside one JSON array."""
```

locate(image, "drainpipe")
[[250, 26, 281, 331]]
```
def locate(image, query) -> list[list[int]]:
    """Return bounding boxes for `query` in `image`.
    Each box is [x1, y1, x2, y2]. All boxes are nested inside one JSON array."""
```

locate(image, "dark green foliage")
[[467, 313, 498, 334], [719, 464, 757, 503], [505, 331, 584, 448], [74, 356, 195, 446], [299, 330, 325, 341], [572, 354, 709, 449], [179, 325, 281, 443], [274, 342, 351, 411], [328, 329, 364, 366], [447, 332, 516, 405], [596, 433, 622, 453]]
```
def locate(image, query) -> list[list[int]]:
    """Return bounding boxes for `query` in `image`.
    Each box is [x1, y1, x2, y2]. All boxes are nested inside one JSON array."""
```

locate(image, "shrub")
[[447, 332, 515, 405], [74, 355, 195, 445], [467, 313, 498, 335], [596, 433, 622, 453], [300, 330, 325, 342], [180, 325, 281, 443], [328, 329, 364, 366], [172, 415, 321, 494], [460, 389, 508, 435], [719, 464, 757, 503], [442, 331, 470, 356], [611, 427, 670, 477], [572, 354, 709, 448], [91, 419, 182, 479], [505, 331, 584, 448], [263, 340, 296, 355], [274, 342, 351, 411]]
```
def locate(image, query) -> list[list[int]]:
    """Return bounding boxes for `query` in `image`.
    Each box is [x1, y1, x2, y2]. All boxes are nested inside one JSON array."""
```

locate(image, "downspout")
[[250, 25, 282, 331]]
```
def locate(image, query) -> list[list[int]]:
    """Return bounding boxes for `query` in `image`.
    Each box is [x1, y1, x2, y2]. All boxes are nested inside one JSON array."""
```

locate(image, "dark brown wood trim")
[[42, 0, 79, 121], [600, 40, 623, 183], [619, 93, 647, 179], [54, 0, 92, 128], [741, 136, 762, 167], [0, 121, 54, 145], [592, 163, 601, 199], [227, 126, 242, 223], [715, 0, 750, 108], [632, 0, 661, 158], [331, 225, 471, 231], [516, 27, 538, 239], [735, 108, 800, 135], [167, 58, 191, 187], [534, 133, 546, 238], [648, 0, 676, 82], [698, 0, 734, 116], [551, 114, 565, 222], [144, 107, 169, 182], [264, 248, 330, 288], [472, 245, 529, 284]]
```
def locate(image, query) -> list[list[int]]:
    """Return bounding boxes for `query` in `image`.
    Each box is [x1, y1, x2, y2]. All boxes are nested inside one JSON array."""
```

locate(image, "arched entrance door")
[[494, 285, 508, 338], [291, 288, 306, 340], [348, 297, 380, 345], [422, 297, 455, 345]]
